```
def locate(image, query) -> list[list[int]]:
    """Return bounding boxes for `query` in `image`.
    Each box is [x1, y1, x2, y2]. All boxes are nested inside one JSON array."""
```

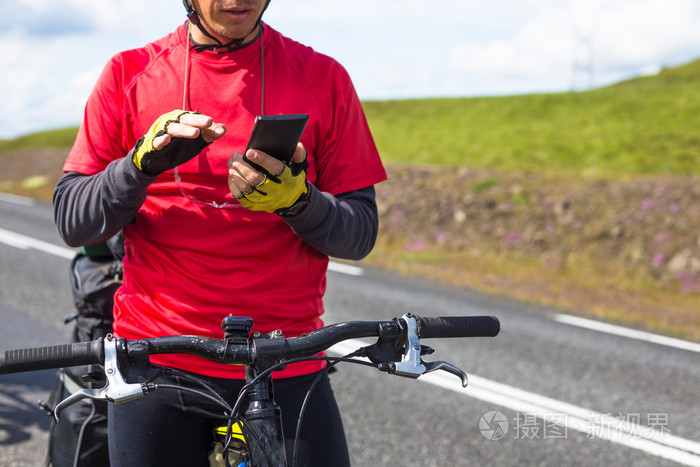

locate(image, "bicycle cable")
[[220, 353, 376, 465], [169, 368, 233, 414], [155, 384, 233, 414], [292, 358, 344, 467]]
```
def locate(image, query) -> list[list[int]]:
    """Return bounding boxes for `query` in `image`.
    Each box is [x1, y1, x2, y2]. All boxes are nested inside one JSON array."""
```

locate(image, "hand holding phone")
[[244, 114, 309, 174]]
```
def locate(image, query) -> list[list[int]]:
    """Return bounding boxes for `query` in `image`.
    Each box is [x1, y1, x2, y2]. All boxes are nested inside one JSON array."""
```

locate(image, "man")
[[52, 0, 386, 465]]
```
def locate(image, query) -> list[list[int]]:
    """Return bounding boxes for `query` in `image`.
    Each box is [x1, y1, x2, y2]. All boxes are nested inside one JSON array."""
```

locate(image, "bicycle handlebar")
[[0, 314, 500, 376], [0, 340, 104, 375], [417, 315, 500, 339], [0, 313, 500, 429]]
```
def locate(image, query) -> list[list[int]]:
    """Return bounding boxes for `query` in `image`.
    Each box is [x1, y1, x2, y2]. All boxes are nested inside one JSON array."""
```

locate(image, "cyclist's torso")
[[63, 23, 386, 378]]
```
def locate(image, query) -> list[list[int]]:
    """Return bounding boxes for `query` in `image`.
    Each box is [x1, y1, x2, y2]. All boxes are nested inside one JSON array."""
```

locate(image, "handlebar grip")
[[417, 316, 500, 338], [0, 339, 104, 375]]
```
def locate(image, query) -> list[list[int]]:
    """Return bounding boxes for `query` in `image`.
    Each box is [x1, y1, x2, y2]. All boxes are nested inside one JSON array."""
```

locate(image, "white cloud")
[[1, 0, 699, 138], [446, 0, 700, 93], [596, 1, 699, 64], [1, 1, 184, 138]]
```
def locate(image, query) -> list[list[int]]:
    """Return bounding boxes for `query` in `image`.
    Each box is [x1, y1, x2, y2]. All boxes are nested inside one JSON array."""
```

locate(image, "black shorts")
[[108, 370, 350, 467]]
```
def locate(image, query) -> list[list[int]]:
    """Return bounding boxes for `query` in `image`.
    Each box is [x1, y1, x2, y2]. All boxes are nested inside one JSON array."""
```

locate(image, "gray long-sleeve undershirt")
[[53, 156, 379, 260]]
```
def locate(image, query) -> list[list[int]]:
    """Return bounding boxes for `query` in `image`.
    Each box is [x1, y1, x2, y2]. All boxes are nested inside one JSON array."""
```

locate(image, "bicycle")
[[0, 313, 500, 466]]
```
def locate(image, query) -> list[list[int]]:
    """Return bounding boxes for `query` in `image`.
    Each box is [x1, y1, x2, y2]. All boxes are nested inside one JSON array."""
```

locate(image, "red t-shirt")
[[64, 23, 386, 378]]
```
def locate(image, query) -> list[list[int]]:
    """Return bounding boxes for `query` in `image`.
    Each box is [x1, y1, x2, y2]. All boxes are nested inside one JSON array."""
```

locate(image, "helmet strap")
[[182, 0, 271, 53]]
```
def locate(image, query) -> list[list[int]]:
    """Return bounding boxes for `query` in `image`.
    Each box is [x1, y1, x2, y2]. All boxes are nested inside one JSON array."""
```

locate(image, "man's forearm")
[[282, 185, 379, 260], [53, 157, 155, 247]]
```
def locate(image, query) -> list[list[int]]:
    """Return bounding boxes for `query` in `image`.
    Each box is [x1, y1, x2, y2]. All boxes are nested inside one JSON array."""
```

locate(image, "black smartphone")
[[244, 114, 309, 174]]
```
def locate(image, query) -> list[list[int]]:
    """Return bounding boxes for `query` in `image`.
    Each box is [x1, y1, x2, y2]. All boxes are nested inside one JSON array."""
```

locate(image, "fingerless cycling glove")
[[131, 110, 209, 176], [237, 159, 310, 215]]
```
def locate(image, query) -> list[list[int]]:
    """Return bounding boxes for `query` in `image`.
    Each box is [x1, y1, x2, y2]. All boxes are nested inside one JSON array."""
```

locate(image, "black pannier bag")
[[44, 238, 123, 467]]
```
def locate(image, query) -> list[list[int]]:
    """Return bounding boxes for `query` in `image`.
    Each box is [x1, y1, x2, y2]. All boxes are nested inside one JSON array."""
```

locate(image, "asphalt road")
[[1, 193, 699, 466]]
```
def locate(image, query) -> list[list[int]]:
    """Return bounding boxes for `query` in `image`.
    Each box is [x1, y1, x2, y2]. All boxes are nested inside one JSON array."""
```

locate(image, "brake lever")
[[53, 336, 148, 422], [423, 360, 468, 387], [382, 314, 469, 388]]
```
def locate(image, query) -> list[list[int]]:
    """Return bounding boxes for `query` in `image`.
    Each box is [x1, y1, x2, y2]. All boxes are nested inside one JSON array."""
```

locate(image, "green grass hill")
[[362, 57, 700, 175]]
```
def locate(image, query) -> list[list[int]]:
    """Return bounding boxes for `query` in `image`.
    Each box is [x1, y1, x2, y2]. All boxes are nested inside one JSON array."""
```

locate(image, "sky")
[[2, 0, 699, 139]]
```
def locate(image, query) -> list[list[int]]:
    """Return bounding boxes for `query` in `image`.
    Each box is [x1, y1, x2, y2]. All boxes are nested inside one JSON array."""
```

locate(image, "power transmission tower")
[[568, 0, 603, 91]]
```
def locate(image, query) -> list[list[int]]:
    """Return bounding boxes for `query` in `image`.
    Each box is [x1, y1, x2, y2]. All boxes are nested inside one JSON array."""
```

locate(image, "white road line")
[[0, 192, 36, 206], [0, 228, 75, 259], [329, 339, 700, 466], [0, 226, 363, 276], [554, 314, 700, 354], [327, 262, 364, 276]]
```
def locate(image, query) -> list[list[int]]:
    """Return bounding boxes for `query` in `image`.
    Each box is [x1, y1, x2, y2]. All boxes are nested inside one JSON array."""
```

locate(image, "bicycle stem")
[[243, 366, 288, 467]]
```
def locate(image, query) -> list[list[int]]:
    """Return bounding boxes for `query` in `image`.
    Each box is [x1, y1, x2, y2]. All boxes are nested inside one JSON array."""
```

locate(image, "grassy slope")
[[362, 58, 700, 340], [363, 58, 700, 175], [0, 128, 78, 152]]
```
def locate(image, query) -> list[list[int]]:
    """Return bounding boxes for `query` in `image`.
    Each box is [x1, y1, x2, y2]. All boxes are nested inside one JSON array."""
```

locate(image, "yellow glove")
[[237, 160, 310, 215], [131, 110, 209, 176]]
